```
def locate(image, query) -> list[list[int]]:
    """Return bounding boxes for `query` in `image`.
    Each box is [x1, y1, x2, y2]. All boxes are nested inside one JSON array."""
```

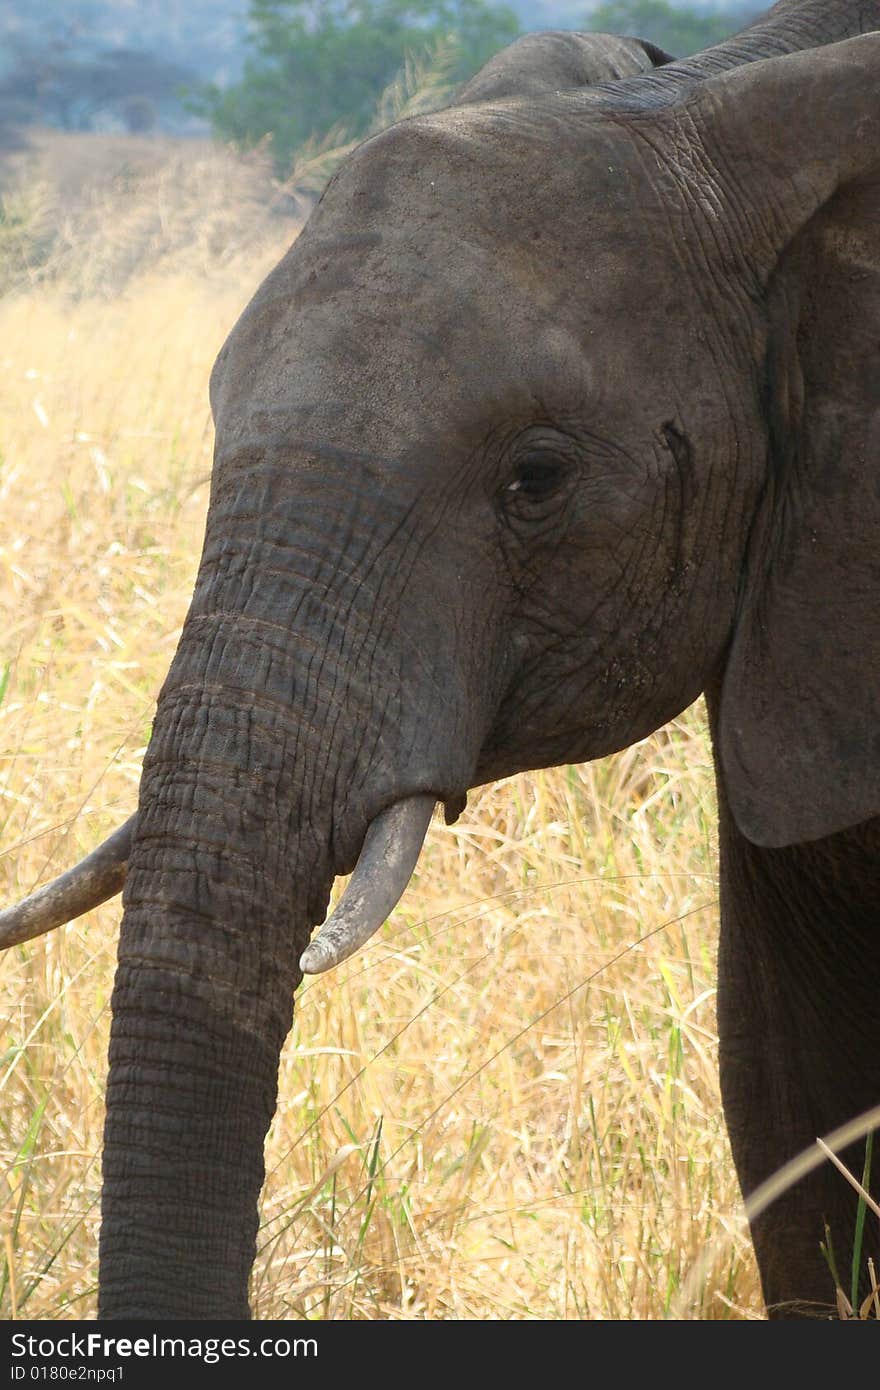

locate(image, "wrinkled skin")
[[20, 1, 880, 1319]]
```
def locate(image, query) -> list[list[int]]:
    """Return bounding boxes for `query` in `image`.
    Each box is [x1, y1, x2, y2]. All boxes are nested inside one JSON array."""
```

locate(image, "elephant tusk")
[[0, 814, 135, 949], [299, 794, 435, 974]]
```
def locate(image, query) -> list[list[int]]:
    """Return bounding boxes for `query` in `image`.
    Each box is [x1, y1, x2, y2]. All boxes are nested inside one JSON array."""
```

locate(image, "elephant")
[[1, 0, 879, 1320], [454, 30, 674, 103]]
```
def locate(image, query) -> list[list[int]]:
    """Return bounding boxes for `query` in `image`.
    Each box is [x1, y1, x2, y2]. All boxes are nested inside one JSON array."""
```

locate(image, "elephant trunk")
[[98, 468, 480, 1317], [101, 903, 295, 1319], [99, 645, 334, 1317]]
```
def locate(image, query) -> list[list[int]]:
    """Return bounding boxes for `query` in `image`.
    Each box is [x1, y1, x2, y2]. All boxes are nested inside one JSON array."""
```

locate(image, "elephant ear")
[[688, 36, 880, 847]]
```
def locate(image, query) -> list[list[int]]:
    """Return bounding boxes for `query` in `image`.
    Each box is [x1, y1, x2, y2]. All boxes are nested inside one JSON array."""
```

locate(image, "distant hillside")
[[0, 1, 251, 84], [0, 0, 250, 141]]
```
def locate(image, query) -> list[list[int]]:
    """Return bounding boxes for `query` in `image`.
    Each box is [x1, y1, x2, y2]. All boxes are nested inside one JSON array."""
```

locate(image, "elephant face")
[[208, 107, 766, 797]]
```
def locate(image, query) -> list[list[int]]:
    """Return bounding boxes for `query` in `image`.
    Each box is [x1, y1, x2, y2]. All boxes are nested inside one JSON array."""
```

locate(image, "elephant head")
[[2, 4, 880, 1318]]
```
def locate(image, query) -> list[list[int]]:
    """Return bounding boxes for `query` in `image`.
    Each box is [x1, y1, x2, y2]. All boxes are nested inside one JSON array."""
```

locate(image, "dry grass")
[[0, 132, 765, 1322], [0, 129, 299, 297]]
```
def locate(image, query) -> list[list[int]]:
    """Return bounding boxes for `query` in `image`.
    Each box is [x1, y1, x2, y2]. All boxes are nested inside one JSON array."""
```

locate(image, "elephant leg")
[[715, 801, 880, 1319]]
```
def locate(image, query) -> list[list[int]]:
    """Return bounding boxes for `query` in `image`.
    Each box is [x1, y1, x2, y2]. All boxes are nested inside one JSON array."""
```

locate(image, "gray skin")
[[455, 30, 673, 101], [8, 1, 880, 1320]]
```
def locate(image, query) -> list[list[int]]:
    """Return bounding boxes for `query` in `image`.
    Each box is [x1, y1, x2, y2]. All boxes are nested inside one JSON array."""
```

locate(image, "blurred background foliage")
[[193, 0, 758, 171], [192, 0, 521, 171]]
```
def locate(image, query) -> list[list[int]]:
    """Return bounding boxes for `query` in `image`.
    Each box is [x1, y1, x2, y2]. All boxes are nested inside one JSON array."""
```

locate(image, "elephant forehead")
[[210, 109, 714, 449], [224, 100, 684, 325], [213, 293, 595, 456], [335, 100, 665, 221], [210, 223, 607, 443]]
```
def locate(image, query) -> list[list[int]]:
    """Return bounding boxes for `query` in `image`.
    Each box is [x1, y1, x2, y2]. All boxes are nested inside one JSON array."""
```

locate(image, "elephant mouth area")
[[300, 787, 469, 974], [329, 784, 466, 881], [442, 791, 468, 825]]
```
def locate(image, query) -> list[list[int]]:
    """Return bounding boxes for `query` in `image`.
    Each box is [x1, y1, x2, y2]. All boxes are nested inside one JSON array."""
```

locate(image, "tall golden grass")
[[0, 132, 764, 1321]]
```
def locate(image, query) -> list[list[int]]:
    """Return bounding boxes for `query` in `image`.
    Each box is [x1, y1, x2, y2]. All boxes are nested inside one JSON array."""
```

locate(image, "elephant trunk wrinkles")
[[100, 654, 335, 1317], [98, 482, 478, 1316]]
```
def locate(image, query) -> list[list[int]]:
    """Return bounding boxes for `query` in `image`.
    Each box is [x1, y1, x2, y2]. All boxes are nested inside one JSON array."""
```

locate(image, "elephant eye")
[[505, 456, 567, 500]]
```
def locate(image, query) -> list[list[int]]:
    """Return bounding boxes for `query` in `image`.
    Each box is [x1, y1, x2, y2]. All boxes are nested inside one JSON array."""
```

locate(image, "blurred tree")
[[586, 1, 759, 57], [194, 0, 520, 170]]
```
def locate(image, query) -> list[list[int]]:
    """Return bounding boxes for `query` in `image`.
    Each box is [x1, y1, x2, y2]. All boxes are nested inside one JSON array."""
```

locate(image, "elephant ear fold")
[[636, 40, 673, 68], [698, 37, 880, 847]]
